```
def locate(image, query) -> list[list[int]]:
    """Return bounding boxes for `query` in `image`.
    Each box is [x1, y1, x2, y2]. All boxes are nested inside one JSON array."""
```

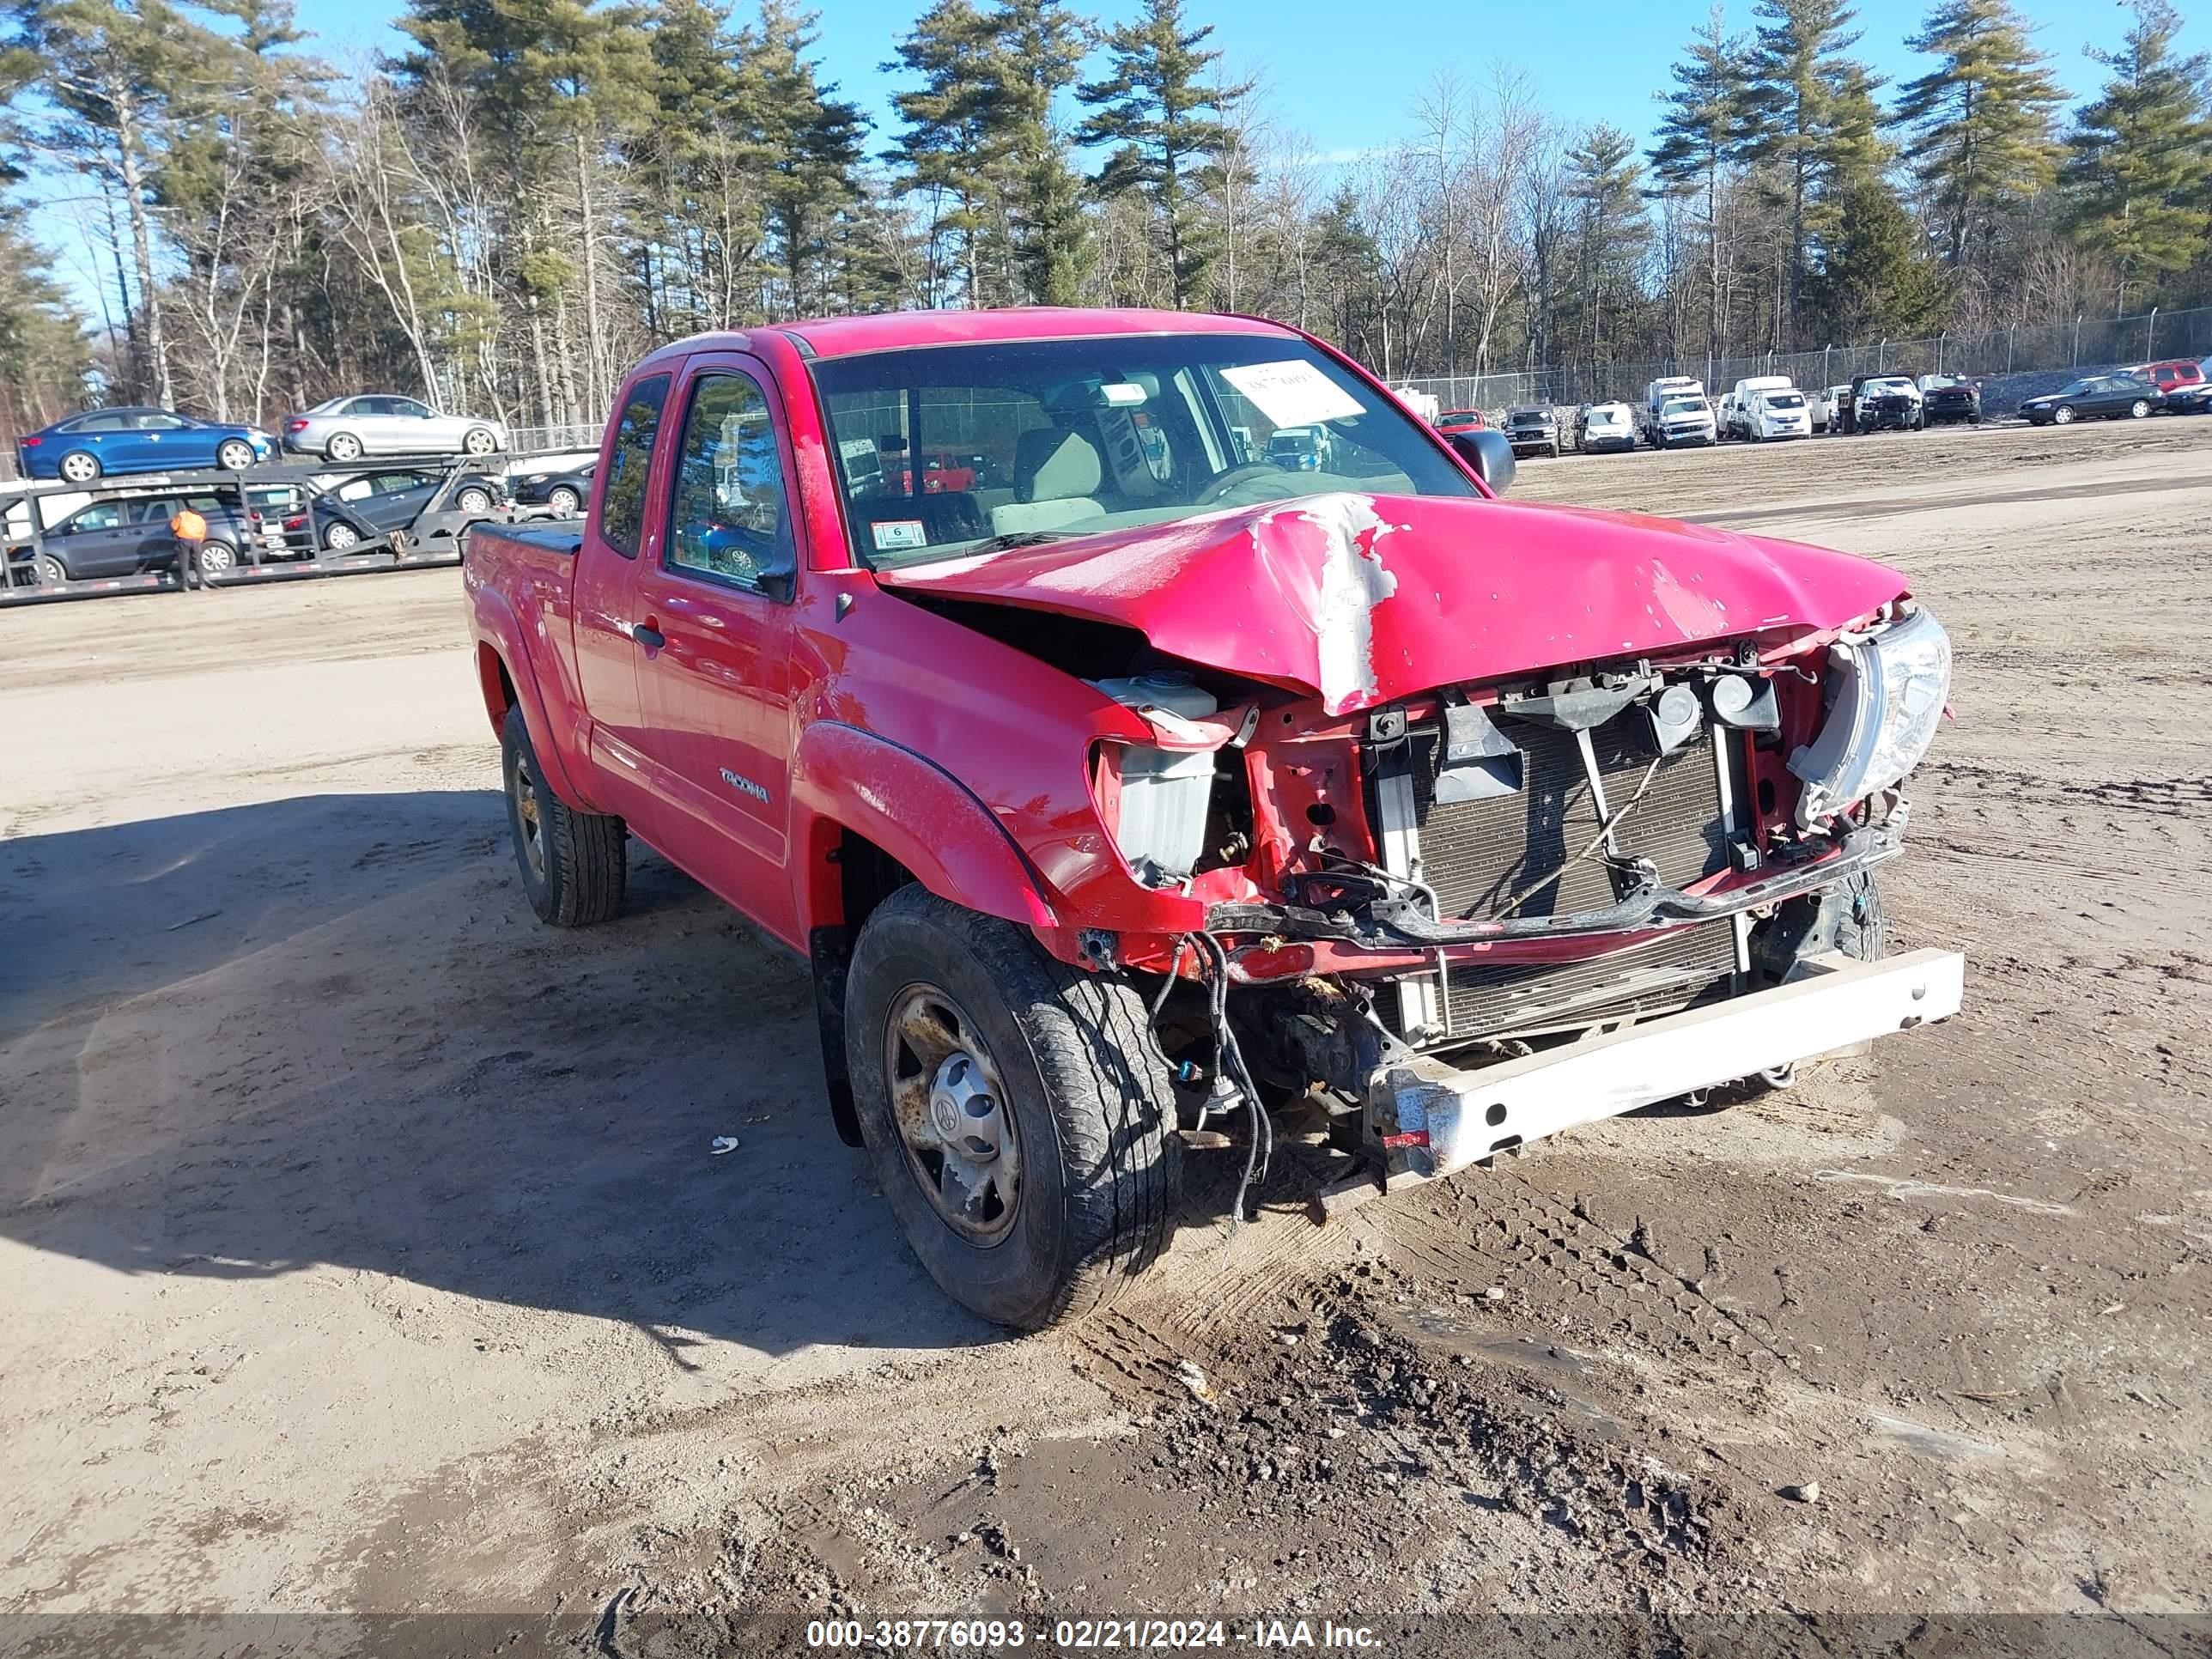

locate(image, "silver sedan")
[[282, 395, 507, 462]]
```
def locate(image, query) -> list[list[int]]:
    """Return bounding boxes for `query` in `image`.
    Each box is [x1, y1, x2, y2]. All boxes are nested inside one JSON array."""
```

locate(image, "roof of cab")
[[783, 306, 1297, 360]]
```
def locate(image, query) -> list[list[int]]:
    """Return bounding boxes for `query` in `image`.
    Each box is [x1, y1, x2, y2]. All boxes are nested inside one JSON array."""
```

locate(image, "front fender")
[[791, 721, 1059, 931], [471, 589, 587, 809]]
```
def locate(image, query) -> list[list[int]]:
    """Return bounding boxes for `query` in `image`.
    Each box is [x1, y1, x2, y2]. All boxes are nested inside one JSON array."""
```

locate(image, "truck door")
[[569, 371, 673, 824], [627, 352, 800, 935]]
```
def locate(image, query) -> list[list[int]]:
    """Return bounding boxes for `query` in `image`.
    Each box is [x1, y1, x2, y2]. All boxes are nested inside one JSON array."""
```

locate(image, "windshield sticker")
[[1220, 360, 1365, 429], [872, 519, 927, 551]]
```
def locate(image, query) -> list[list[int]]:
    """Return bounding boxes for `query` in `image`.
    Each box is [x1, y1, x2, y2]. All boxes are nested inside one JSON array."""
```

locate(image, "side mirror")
[[757, 565, 796, 605], [1448, 428, 1516, 495]]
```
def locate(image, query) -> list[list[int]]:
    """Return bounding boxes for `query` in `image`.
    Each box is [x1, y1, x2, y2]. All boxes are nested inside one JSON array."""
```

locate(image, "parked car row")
[[1425, 354, 2210, 457], [15, 392, 510, 484], [7, 458, 514, 587]]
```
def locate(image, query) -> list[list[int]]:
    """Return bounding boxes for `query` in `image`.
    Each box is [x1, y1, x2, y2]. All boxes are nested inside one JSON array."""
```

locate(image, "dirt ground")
[[3, 418, 2209, 1650]]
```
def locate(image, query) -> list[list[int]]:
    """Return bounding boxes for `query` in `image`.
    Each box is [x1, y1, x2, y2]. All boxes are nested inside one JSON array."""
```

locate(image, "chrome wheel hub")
[[886, 987, 1019, 1241]]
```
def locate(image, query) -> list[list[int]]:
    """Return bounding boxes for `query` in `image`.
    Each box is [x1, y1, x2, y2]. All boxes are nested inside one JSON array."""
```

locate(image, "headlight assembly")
[[1789, 605, 1951, 827]]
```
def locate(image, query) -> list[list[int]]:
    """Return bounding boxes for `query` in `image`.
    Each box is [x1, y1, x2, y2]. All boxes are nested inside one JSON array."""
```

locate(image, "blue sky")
[[23, 0, 2153, 314], [284, 0, 2130, 149]]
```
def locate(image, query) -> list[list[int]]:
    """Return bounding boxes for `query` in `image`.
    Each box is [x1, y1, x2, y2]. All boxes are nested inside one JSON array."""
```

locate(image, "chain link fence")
[[1398, 306, 2212, 418]]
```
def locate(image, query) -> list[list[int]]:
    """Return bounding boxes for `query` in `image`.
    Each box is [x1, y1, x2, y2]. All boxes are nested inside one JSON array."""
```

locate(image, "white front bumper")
[[1375, 949, 1964, 1177]]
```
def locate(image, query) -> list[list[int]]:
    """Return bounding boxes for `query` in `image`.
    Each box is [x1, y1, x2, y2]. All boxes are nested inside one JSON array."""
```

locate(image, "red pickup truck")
[[465, 307, 1963, 1329]]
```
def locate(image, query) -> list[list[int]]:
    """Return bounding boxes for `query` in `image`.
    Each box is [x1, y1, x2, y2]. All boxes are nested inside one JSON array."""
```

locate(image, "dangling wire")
[[1193, 930, 1272, 1231]]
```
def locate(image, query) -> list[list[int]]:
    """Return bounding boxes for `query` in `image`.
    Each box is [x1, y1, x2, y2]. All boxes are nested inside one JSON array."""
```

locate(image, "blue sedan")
[[15, 407, 274, 483]]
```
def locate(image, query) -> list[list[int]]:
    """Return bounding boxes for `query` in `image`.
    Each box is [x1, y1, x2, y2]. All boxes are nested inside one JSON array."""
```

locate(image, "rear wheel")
[[846, 884, 1176, 1330], [323, 520, 361, 550], [197, 539, 237, 576], [456, 486, 492, 514], [216, 439, 254, 471], [59, 451, 100, 483], [463, 428, 497, 456], [2129, 399, 2152, 419], [501, 705, 625, 927], [325, 432, 363, 462]]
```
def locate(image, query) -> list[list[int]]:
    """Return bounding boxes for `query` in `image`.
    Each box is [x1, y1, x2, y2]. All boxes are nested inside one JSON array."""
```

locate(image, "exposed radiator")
[[1369, 706, 1744, 1046]]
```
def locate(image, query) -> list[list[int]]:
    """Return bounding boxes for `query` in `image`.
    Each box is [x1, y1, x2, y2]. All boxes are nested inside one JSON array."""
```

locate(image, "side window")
[[137, 413, 188, 430], [599, 374, 670, 560], [70, 503, 125, 532], [391, 399, 432, 420], [665, 370, 795, 592]]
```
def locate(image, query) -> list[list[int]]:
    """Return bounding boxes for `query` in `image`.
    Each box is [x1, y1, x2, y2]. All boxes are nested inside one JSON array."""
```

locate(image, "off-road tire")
[[501, 704, 625, 927], [846, 884, 1177, 1330]]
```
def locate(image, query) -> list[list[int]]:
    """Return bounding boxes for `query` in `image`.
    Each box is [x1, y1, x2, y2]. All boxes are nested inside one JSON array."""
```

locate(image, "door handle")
[[632, 621, 665, 651]]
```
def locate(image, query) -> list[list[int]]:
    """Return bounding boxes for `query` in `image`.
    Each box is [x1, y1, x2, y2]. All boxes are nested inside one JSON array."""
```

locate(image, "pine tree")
[[1803, 172, 1949, 338], [1649, 6, 1754, 362], [884, 0, 1003, 307], [752, 1, 866, 318], [988, 0, 1091, 306], [8, 0, 234, 406], [1563, 125, 1650, 366], [1076, 0, 1241, 309], [1893, 0, 2063, 265], [2063, 0, 2212, 310], [1742, 0, 1869, 338]]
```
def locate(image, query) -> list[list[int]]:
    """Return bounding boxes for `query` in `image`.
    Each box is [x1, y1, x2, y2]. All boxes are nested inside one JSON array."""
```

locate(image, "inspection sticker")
[[871, 519, 928, 551], [1220, 359, 1365, 428]]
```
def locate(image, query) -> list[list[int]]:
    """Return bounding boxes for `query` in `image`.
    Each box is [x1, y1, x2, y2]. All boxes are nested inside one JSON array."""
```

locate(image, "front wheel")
[[547, 486, 580, 516], [2053, 405, 2077, 425], [37, 554, 68, 585], [501, 705, 625, 926], [846, 885, 1176, 1330], [216, 439, 254, 471]]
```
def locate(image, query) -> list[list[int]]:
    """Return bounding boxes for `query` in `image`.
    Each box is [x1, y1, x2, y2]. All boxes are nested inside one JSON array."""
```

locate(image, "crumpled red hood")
[[875, 492, 1908, 714]]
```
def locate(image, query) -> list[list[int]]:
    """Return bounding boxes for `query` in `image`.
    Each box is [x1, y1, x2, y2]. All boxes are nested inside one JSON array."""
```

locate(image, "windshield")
[[1438, 410, 1482, 424], [1920, 375, 1963, 390], [1589, 407, 1628, 425], [1863, 378, 1914, 395], [810, 335, 1478, 569], [1764, 393, 1805, 410], [1662, 398, 1706, 418]]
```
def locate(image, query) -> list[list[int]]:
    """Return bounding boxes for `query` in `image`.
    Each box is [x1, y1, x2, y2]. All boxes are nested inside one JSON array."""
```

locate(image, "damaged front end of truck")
[[878, 489, 1963, 1212]]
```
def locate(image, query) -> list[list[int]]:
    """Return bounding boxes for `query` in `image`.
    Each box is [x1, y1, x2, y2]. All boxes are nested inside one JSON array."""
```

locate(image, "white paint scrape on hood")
[[1250, 494, 1403, 714]]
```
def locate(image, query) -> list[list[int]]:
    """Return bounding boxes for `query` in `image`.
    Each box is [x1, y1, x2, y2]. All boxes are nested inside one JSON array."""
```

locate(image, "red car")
[[465, 307, 1963, 1329], [2118, 359, 2206, 393], [1434, 408, 1488, 434]]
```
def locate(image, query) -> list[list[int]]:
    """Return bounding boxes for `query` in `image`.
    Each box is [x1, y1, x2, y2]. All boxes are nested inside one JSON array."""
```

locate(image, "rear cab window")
[[599, 374, 672, 558]]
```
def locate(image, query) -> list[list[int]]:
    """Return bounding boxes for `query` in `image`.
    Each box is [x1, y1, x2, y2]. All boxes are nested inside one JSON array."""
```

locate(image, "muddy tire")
[[1833, 867, 1887, 962], [845, 884, 1177, 1330], [501, 704, 625, 927]]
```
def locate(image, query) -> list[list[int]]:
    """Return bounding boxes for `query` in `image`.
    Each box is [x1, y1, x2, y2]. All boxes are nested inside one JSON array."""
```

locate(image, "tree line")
[[2, 0, 2209, 446]]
